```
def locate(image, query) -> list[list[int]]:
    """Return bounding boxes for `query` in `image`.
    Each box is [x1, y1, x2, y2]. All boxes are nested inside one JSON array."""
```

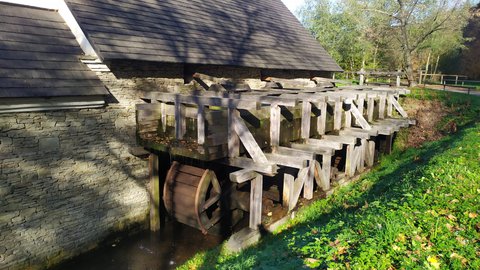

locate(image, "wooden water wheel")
[[163, 161, 223, 234]]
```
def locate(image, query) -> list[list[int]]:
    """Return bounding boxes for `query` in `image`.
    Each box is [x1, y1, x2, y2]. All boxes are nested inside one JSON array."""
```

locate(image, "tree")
[[358, 0, 471, 85], [459, 3, 480, 79], [300, 0, 471, 86]]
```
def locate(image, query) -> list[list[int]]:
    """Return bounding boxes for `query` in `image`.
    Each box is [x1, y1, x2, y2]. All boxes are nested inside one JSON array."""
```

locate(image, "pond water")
[[51, 221, 224, 270]]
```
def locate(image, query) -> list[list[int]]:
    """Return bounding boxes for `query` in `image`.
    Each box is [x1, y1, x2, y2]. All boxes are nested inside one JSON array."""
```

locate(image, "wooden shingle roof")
[[0, 3, 108, 98], [66, 0, 342, 72]]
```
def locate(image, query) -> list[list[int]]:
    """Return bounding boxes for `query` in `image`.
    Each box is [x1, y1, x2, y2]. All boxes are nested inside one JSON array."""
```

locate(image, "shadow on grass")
[[190, 121, 477, 269]]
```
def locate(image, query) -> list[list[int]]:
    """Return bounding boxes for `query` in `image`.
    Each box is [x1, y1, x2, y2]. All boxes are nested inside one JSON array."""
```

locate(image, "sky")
[[281, 0, 305, 14]]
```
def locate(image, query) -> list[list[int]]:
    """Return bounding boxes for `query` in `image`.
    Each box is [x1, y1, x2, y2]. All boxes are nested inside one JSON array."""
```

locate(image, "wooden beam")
[[387, 95, 393, 117], [346, 100, 371, 130], [289, 167, 309, 211], [289, 143, 335, 156], [230, 169, 257, 184], [305, 138, 343, 150], [232, 112, 269, 164], [264, 153, 307, 169], [250, 174, 263, 230], [149, 154, 160, 232], [225, 157, 278, 175], [345, 144, 355, 177], [390, 96, 408, 118]]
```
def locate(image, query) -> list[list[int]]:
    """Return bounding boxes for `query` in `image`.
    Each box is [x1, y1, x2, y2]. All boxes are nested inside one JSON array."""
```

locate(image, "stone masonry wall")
[[0, 62, 314, 269]]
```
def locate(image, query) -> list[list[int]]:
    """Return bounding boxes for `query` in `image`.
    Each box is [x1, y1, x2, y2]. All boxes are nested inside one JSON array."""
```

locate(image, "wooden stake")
[[316, 102, 327, 135], [303, 163, 314, 200]]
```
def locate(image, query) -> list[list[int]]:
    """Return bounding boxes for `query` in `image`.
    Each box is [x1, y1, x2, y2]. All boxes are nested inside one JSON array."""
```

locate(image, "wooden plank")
[[282, 173, 294, 209], [348, 101, 371, 130], [290, 143, 335, 156], [301, 101, 312, 139], [316, 101, 327, 135], [197, 105, 205, 145], [339, 129, 371, 139], [228, 108, 240, 158], [160, 103, 167, 132], [321, 135, 356, 145], [303, 163, 315, 200], [232, 112, 269, 164], [387, 95, 393, 117], [230, 169, 256, 184], [274, 146, 316, 160], [306, 138, 343, 150], [249, 174, 263, 230], [264, 153, 307, 169], [175, 99, 186, 140], [322, 155, 332, 190], [358, 139, 367, 172], [390, 97, 408, 118], [225, 157, 278, 175], [149, 154, 161, 232], [270, 104, 280, 147], [344, 109, 352, 128]]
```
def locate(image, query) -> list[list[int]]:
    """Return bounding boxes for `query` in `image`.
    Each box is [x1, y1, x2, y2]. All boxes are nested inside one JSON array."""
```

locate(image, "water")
[[52, 221, 224, 270]]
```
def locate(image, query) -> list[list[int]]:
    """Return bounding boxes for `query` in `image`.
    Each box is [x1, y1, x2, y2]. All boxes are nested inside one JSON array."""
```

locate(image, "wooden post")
[[385, 135, 393, 154], [367, 97, 375, 122], [334, 99, 343, 130], [250, 174, 263, 230], [149, 153, 161, 232], [455, 75, 459, 85], [175, 99, 186, 140], [270, 104, 281, 148], [303, 162, 314, 200], [197, 105, 205, 145], [396, 71, 401, 87], [345, 144, 355, 177], [301, 101, 312, 139], [359, 69, 365, 86], [378, 95, 386, 119], [366, 140, 375, 166], [160, 103, 167, 132], [316, 102, 327, 135], [282, 173, 294, 209], [228, 107, 240, 158]]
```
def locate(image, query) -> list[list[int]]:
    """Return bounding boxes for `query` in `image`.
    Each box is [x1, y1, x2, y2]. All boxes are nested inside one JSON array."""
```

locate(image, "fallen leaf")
[[468, 212, 478, 218], [447, 214, 457, 221], [396, 233, 406, 243], [392, 244, 401, 251]]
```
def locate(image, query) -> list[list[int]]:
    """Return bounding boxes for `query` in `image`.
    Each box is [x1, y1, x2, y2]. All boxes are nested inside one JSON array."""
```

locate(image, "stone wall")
[[0, 62, 316, 269]]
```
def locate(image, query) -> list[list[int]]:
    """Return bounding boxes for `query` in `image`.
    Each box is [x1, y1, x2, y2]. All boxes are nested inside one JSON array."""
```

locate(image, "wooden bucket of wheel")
[[163, 161, 222, 234]]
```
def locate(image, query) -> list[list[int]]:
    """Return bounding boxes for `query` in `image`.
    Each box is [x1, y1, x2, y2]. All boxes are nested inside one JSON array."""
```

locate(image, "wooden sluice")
[[136, 80, 415, 233]]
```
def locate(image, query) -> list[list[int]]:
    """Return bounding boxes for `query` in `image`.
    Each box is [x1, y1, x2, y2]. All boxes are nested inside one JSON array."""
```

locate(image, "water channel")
[[51, 220, 225, 270]]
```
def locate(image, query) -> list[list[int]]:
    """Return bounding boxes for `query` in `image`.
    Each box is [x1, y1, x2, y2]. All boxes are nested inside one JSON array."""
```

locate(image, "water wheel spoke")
[[204, 210, 222, 230], [202, 193, 221, 211]]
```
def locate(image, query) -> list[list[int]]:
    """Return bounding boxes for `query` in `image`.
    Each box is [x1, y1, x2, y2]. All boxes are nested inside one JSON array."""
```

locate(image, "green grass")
[[180, 89, 480, 270]]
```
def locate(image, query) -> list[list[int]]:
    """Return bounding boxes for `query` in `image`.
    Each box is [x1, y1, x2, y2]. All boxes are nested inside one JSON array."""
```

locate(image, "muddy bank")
[[400, 98, 450, 148]]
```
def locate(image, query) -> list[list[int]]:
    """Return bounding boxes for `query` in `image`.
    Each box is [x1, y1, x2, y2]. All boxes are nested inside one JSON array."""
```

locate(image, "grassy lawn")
[[180, 89, 480, 270]]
